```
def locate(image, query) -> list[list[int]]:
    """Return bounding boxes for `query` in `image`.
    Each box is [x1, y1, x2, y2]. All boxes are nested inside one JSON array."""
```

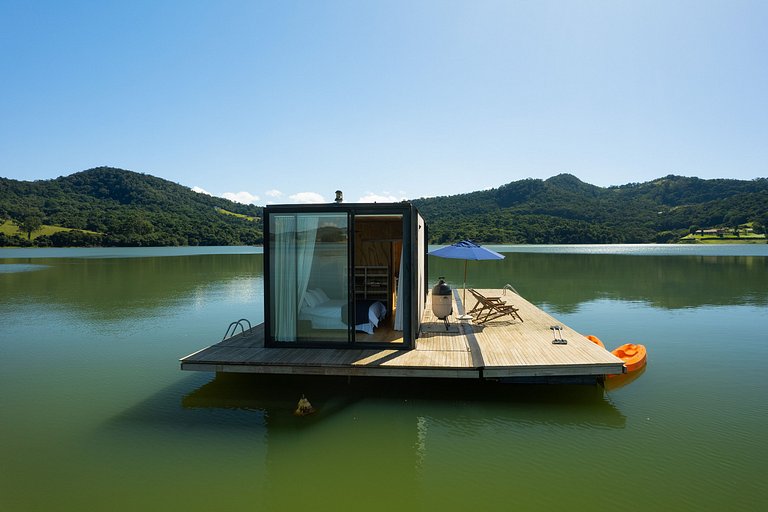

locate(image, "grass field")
[[680, 232, 766, 244], [680, 237, 767, 244], [1, 220, 100, 240], [215, 207, 258, 222]]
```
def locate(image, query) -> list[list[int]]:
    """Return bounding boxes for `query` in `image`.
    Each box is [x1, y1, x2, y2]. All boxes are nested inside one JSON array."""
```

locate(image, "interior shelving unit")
[[354, 266, 389, 301]]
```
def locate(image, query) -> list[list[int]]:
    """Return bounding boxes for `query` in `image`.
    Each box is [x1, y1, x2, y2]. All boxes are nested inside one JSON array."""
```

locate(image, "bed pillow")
[[312, 288, 330, 304], [303, 290, 320, 308]]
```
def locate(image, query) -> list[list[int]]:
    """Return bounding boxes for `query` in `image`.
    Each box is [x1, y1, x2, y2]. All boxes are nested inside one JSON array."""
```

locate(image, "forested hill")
[[0, 167, 263, 246], [2, 168, 766, 247], [412, 174, 768, 244]]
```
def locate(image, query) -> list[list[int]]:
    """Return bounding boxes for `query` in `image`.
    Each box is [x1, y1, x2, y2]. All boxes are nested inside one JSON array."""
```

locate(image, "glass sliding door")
[[353, 214, 404, 344], [268, 212, 350, 343]]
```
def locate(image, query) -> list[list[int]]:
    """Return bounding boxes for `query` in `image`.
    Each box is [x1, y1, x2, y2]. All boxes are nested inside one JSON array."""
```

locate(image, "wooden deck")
[[180, 289, 625, 381]]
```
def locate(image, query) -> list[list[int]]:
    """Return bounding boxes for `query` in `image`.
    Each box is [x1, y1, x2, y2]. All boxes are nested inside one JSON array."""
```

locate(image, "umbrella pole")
[[463, 260, 467, 310], [459, 260, 471, 320]]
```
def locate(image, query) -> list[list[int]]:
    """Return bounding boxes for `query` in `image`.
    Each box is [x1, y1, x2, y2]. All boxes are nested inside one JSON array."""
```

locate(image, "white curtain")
[[296, 215, 319, 313], [272, 214, 318, 341], [394, 244, 404, 331], [272, 215, 297, 340]]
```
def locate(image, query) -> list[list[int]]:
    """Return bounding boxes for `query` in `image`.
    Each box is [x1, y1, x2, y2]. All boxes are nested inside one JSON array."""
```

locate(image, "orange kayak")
[[586, 335, 604, 348], [611, 343, 647, 373]]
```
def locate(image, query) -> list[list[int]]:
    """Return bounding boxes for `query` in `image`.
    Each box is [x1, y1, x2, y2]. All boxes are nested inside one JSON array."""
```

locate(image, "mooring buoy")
[[294, 394, 315, 416]]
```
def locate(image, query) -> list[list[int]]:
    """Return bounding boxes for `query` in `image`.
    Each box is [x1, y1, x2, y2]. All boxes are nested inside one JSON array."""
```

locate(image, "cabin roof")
[[264, 201, 418, 213]]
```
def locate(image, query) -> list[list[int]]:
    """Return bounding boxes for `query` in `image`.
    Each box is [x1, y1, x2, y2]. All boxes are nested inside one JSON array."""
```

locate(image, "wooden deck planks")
[[179, 288, 625, 378], [463, 289, 624, 377]]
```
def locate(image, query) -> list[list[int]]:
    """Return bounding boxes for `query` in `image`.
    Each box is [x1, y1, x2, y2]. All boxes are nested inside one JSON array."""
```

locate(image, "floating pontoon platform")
[[180, 289, 625, 382]]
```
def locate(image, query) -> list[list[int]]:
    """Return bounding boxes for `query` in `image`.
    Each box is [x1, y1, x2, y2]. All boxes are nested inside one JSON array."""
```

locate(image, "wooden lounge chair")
[[467, 288, 523, 324]]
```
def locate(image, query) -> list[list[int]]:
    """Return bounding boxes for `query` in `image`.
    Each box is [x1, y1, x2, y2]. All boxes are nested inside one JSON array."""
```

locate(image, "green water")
[[1, 246, 766, 511]]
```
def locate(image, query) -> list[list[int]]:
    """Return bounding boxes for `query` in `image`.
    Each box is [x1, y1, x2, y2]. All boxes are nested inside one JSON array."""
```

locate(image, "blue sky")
[[1, 0, 766, 204]]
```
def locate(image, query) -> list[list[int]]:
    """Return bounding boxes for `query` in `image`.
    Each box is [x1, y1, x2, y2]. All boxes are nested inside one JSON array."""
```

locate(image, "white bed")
[[299, 289, 387, 335]]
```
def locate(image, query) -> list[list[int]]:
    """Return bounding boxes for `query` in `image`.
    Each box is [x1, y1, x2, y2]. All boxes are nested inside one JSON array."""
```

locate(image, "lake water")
[[1, 245, 766, 511]]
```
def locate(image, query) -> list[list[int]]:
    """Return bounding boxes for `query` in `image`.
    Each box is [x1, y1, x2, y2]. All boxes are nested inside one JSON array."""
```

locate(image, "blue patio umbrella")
[[428, 240, 505, 319]]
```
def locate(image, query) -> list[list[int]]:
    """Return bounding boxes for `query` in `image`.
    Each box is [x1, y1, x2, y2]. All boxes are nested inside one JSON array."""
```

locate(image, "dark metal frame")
[[263, 202, 424, 350]]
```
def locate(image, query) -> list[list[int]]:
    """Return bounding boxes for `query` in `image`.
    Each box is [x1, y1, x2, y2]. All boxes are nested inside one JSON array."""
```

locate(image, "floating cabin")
[[180, 201, 626, 383]]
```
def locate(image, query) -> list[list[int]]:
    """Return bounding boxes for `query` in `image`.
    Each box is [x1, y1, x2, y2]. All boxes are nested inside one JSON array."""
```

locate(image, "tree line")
[[1, 167, 263, 247], [2, 168, 766, 247], [413, 174, 768, 244]]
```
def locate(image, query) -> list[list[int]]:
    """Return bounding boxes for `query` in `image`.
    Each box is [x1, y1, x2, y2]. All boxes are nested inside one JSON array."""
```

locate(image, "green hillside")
[[2, 168, 765, 247], [412, 174, 768, 244], [0, 167, 263, 247], [1, 219, 101, 240]]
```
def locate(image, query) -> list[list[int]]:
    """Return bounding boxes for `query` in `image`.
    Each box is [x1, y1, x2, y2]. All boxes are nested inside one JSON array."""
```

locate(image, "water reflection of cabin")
[[264, 202, 426, 349]]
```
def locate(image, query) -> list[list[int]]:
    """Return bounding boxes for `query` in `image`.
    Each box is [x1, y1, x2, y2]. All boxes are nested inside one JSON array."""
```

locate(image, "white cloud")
[[221, 191, 260, 204], [193, 186, 260, 204], [357, 191, 407, 203], [265, 189, 283, 198], [288, 192, 326, 204]]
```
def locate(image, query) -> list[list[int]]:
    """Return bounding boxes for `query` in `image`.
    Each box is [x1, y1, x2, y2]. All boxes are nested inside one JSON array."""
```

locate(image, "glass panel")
[[269, 212, 349, 343], [352, 214, 404, 344], [417, 213, 426, 326]]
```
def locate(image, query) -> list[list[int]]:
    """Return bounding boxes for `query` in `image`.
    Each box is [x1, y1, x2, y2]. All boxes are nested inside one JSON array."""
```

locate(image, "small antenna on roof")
[[334, 190, 343, 203]]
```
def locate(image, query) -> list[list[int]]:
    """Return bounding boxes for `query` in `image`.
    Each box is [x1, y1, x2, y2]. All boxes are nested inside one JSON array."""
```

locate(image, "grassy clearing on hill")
[[215, 207, 258, 222], [1, 220, 100, 240], [679, 236, 766, 244], [680, 223, 766, 244]]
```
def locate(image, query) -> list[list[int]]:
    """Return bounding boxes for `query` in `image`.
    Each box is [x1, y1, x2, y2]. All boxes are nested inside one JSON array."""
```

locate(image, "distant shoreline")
[[679, 239, 767, 245]]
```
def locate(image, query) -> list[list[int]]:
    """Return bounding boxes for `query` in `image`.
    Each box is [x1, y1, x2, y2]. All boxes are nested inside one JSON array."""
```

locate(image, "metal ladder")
[[222, 318, 252, 341], [502, 283, 519, 295]]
